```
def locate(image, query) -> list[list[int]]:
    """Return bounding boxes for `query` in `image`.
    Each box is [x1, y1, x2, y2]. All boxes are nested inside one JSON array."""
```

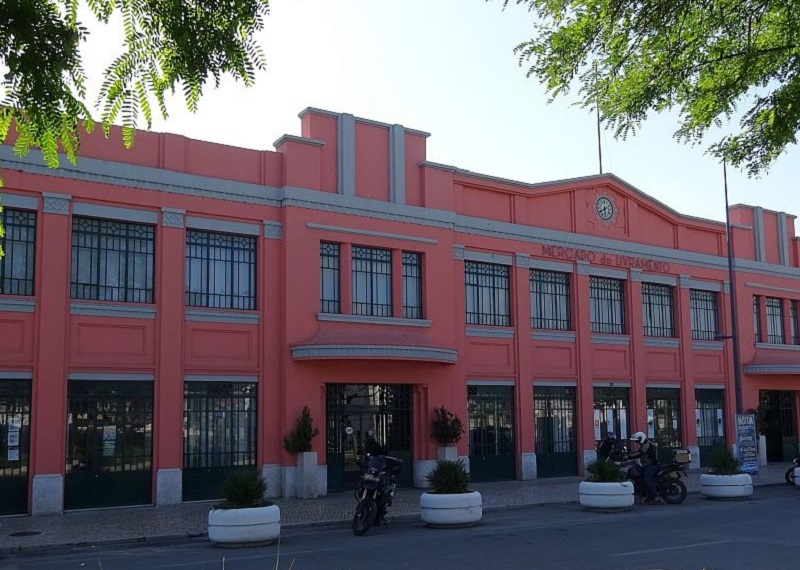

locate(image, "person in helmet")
[[597, 431, 620, 461], [629, 431, 659, 503]]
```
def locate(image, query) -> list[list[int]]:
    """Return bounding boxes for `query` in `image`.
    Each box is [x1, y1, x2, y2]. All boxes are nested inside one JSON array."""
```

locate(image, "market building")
[[0, 108, 798, 515]]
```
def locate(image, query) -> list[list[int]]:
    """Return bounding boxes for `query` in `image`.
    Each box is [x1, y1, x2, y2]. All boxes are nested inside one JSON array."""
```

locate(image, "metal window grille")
[[690, 289, 718, 340], [320, 242, 341, 313], [465, 261, 511, 327], [533, 386, 575, 454], [352, 246, 392, 317], [593, 387, 630, 440], [791, 301, 799, 345], [71, 217, 155, 303], [0, 380, 31, 478], [641, 283, 675, 337], [695, 389, 725, 449], [185, 230, 256, 310], [589, 276, 624, 334], [184, 382, 257, 469], [0, 209, 36, 296], [646, 387, 682, 449], [766, 297, 785, 344], [530, 269, 570, 330], [402, 252, 423, 319], [753, 296, 763, 343]]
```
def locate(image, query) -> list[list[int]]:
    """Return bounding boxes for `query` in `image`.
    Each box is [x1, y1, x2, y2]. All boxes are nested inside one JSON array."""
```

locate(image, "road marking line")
[[616, 540, 731, 557]]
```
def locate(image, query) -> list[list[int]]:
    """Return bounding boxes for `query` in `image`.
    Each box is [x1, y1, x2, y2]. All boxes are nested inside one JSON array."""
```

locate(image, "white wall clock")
[[596, 196, 615, 221]]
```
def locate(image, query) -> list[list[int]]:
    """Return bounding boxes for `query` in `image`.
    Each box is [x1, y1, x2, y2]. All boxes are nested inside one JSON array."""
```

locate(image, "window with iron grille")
[[642, 282, 675, 337], [530, 269, 570, 330], [590, 276, 624, 334], [402, 252, 423, 319], [71, 217, 155, 303], [465, 261, 511, 327], [0, 209, 36, 296], [185, 230, 256, 310], [791, 301, 799, 345], [766, 297, 785, 344], [690, 289, 718, 340], [320, 242, 340, 313], [352, 246, 392, 317], [753, 296, 763, 343]]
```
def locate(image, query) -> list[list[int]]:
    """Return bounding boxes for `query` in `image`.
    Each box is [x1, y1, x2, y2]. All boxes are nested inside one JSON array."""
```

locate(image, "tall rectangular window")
[[590, 276, 624, 334], [530, 269, 570, 330], [753, 296, 763, 343], [766, 297, 785, 344], [352, 246, 392, 317], [0, 208, 36, 296], [791, 301, 799, 345], [185, 230, 256, 310], [320, 242, 340, 314], [71, 217, 155, 303], [402, 252, 423, 319], [642, 282, 675, 337], [690, 289, 718, 340], [465, 261, 510, 327]]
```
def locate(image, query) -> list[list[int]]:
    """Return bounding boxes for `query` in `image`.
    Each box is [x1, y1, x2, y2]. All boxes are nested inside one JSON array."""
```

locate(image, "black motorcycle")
[[785, 456, 800, 485], [352, 454, 403, 536], [611, 447, 689, 504]]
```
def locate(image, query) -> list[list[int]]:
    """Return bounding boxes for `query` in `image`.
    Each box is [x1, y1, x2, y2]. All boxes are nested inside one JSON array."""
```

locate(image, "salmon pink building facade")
[[0, 107, 799, 515]]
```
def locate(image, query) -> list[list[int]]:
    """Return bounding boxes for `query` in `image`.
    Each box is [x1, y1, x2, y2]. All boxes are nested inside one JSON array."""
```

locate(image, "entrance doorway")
[[534, 386, 577, 478], [759, 390, 798, 462], [0, 380, 31, 515], [646, 387, 682, 465], [696, 389, 726, 467], [468, 385, 516, 482], [593, 386, 629, 442], [326, 384, 412, 492]]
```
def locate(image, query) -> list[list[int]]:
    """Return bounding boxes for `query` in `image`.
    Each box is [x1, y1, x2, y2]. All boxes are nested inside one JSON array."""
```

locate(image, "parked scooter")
[[784, 456, 800, 485], [352, 453, 403, 536], [609, 446, 690, 504]]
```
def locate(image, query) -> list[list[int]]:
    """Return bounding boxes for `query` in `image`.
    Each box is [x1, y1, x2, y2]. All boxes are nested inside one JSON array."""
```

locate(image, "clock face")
[[596, 196, 614, 221]]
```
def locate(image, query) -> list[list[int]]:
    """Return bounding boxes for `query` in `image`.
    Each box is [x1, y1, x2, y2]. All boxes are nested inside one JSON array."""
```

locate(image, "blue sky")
[[80, 0, 799, 224]]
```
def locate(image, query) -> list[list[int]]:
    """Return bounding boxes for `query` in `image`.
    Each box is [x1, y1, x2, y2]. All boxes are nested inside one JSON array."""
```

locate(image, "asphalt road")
[[3, 485, 799, 570]]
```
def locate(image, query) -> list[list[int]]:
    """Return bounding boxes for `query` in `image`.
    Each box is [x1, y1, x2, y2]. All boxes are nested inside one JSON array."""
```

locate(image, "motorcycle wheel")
[[660, 479, 687, 504], [785, 467, 796, 485], [352, 499, 377, 536]]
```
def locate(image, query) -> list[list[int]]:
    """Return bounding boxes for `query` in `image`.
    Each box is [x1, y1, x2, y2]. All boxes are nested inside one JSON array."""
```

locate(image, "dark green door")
[[183, 381, 257, 501], [696, 389, 726, 467], [326, 384, 413, 492], [647, 387, 682, 465], [534, 386, 577, 478], [468, 385, 515, 482], [759, 390, 798, 462], [0, 380, 31, 515], [65, 381, 153, 510]]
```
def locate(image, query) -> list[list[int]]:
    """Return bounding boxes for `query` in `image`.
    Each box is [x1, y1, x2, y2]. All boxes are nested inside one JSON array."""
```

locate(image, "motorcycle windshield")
[[367, 455, 387, 472]]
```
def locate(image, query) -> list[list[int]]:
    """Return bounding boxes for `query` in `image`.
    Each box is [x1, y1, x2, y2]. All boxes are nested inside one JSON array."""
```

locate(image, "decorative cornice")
[[515, 254, 530, 268], [531, 331, 575, 342], [587, 266, 628, 280], [291, 344, 457, 363], [0, 298, 35, 313], [317, 313, 431, 327], [272, 134, 325, 148], [743, 364, 800, 374], [185, 309, 260, 324], [591, 334, 631, 346], [640, 273, 678, 287], [306, 223, 436, 244], [643, 338, 680, 348], [528, 258, 574, 274], [576, 261, 590, 275], [42, 192, 70, 215], [73, 203, 157, 224], [453, 245, 465, 261], [162, 207, 185, 228], [629, 269, 643, 282], [681, 277, 722, 292], [1, 194, 38, 210], [466, 327, 515, 338], [745, 282, 800, 295], [70, 302, 156, 319], [463, 250, 513, 266], [186, 216, 260, 236], [263, 220, 283, 240], [754, 343, 800, 351]]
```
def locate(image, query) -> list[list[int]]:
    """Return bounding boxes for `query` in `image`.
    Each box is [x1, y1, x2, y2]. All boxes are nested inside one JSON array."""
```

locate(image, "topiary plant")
[[218, 470, 270, 509], [708, 447, 741, 475], [431, 405, 464, 446], [585, 459, 623, 482], [425, 459, 470, 494], [283, 405, 320, 453]]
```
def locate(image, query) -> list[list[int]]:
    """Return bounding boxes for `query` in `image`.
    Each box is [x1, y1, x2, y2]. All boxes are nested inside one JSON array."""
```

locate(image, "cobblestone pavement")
[[0, 463, 790, 554]]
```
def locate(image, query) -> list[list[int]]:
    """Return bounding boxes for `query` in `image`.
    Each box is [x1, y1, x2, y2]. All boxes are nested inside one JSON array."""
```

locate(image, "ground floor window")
[[593, 386, 629, 442], [533, 385, 576, 478], [696, 389, 725, 467], [0, 380, 31, 515], [646, 387, 682, 465], [468, 384, 516, 482]]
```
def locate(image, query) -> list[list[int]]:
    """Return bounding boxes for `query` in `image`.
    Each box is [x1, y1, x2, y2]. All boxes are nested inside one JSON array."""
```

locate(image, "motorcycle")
[[609, 446, 690, 504], [785, 456, 800, 485], [352, 454, 403, 536]]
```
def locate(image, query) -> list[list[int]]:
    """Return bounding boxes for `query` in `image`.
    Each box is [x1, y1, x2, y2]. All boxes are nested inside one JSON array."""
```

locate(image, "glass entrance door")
[[646, 387, 682, 465], [759, 390, 798, 462], [696, 389, 725, 467], [468, 385, 516, 482], [0, 380, 31, 515], [593, 386, 630, 443], [534, 386, 577, 478]]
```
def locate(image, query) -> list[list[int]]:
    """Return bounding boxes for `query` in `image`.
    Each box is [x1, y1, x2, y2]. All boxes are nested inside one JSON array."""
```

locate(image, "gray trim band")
[[68, 373, 154, 381], [778, 212, 789, 265], [527, 258, 574, 274], [337, 113, 356, 197], [291, 345, 458, 363], [73, 203, 157, 224], [641, 274, 678, 287], [317, 313, 432, 327], [591, 334, 631, 346], [0, 298, 35, 312], [2, 194, 38, 210], [692, 341, 724, 351], [273, 134, 325, 148], [389, 125, 405, 204], [643, 338, 680, 348], [306, 223, 436, 244], [162, 207, 185, 228], [646, 383, 681, 389], [184, 375, 259, 383], [754, 343, 800, 351], [533, 381, 577, 387], [515, 254, 530, 268], [754, 207, 765, 262], [42, 192, 70, 215], [467, 379, 515, 386], [593, 381, 631, 388], [745, 282, 800, 295], [263, 221, 283, 240], [0, 371, 32, 380], [185, 309, 260, 324], [70, 302, 156, 319], [743, 364, 800, 374], [696, 384, 725, 390], [532, 331, 576, 342], [588, 266, 628, 280], [682, 278, 722, 292], [186, 216, 260, 236], [466, 327, 514, 338], [463, 251, 512, 266]]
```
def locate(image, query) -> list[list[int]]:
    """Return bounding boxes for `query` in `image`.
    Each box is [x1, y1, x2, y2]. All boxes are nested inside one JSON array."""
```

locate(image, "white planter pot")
[[794, 467, 800, 488], [208, 504, 281, 547], [700, 473, 753, 499], [578, 481, 634, 510], [420, 491, 482, 527]]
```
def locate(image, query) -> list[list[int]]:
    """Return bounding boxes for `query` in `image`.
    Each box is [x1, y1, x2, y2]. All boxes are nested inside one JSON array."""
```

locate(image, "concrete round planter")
[[700, 473, 753, 499], [420, 491, 482, 527], [578, 481, 634, 510], [208, 504, 281, 547]]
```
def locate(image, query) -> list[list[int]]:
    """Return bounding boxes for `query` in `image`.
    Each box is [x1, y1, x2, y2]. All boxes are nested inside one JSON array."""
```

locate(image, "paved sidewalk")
[[0, 463, 791, 555]]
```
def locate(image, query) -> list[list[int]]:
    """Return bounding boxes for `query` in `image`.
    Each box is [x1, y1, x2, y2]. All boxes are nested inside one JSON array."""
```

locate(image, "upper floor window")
[[71, 217, 154, 303], [0, 208, 36, 296], [465, 261, 510, 327], [753, 296, 763, 343], [530, 269, 570, 330], [352, 246, 392, 317], [766, 297, 785, 344], [185, 230, 256, 310], [590, 276, 624, 334], [402, 252, 423, 319], [791, 301, 799, 345], [320, 242, 340, 314], [690, 289, 718, 340], [641, 283, 675, 337]]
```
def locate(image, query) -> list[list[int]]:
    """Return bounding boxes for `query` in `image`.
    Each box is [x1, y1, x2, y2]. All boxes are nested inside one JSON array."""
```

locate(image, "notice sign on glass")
[[735, 414, 759, 474], [103, 425, 117, 457]]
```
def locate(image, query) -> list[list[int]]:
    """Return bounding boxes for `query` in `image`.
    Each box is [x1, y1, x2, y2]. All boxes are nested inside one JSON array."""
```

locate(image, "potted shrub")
[[700, 447, 753, 499], [283, 405, 320, 499], [419, 459, 482, 527], [579, 459, 634, 510], [432, 405, 464, 461], [208, 470, 281, 547]]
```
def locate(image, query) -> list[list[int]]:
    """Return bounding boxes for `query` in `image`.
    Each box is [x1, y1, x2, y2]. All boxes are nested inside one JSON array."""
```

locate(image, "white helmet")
[[630, 431, 647, 444]]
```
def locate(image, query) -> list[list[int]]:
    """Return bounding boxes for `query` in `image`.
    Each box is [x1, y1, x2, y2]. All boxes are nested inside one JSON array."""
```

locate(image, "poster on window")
[[7, 448, 19, 461], [7, 417, 20, 448], [102, 425, 117, 457], [619, 409, 627, 439], [594, 409, 601, 441], [647, 409, 655, 439]]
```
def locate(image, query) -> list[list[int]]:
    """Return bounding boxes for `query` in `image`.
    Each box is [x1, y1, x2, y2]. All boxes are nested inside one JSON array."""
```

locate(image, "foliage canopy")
[[283, 405, 320, 454], [431, 405, 465, 446], [501, 0, 800, 175]]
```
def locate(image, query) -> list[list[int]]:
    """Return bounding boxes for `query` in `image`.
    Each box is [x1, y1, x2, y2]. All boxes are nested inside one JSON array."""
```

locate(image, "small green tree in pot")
[[431, 405, 464, 462], [700, 447, 753, 499], [208, 470, 280, 547], [283, 405, 321, 499], [420, 459, 482, 527]]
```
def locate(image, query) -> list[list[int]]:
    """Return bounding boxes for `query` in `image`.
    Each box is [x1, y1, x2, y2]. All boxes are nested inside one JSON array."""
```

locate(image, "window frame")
[[465, 261, 511, 327], [402, 251, 423, 319], [351, 245, 393, 317], [589, 276, 625, 335], [320, 242, 341, 314], [530, 269, 571, 331], [0, 208, 36, 296], [765, 297, 785, 344], [641, 282, 675, 338], [690, 289, 718, 341]]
